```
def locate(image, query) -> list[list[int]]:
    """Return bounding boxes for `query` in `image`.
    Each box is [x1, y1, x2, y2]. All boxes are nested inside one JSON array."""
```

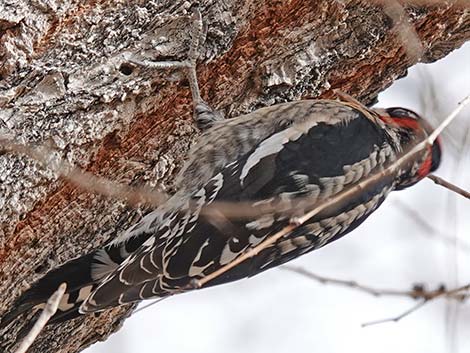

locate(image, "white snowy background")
[[86, 42, 470, 353]]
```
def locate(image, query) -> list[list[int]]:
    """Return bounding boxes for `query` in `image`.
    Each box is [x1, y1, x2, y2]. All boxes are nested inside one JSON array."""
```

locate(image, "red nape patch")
[[418, 147, 433, 178]]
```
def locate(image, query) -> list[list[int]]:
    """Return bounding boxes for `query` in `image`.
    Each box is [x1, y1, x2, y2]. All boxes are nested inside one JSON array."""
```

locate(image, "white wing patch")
[[240, 120, 320, 185]]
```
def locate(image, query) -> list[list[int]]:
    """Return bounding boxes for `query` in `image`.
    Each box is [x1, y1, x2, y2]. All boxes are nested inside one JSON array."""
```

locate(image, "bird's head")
[[373, 107, 442, 190]]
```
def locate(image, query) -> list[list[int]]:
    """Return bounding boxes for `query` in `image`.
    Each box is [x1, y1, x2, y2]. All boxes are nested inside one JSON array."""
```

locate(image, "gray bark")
[[0, 0, 468, 352]]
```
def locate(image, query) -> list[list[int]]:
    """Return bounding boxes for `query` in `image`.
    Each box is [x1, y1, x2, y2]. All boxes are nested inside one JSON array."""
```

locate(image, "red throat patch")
[[417, 146, 433, 178]]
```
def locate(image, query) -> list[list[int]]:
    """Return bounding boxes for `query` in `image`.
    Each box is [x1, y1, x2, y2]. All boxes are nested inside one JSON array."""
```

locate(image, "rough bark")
[[0, 0, 468, 352]]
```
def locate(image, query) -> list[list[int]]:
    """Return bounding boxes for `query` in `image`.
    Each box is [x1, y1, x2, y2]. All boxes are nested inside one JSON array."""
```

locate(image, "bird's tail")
[[0, 251, 102, 328], [1, 223, 155, 329]]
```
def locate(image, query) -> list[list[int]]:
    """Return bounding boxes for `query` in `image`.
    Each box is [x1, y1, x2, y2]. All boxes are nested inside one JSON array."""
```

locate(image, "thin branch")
[[428, 174, 470, 200], [428, 95, 470, 144], [443, 105, 470, 349], [361, 300, 428, 327], [283, 266, 470, 326], [282, 266, 421, 298], [393, 199, 470, 252], [197, 95, 470, 220], [2, 94, 469, 220], [0, 137, 168, 207], [282, 266, 469, 301], [380, 0, 424, 63], [14, 283, 67, 353], [192, 94, 470, 288], [133, 297, 168, 315]]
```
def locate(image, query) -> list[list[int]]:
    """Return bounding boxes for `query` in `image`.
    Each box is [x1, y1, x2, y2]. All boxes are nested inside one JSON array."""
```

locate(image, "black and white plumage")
[[0, 99, 441, 326]]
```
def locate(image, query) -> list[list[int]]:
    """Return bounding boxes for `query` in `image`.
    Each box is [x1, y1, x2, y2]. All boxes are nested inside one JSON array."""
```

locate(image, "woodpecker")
[[1, 98, 441, 327], [0, 9, 442, 329]]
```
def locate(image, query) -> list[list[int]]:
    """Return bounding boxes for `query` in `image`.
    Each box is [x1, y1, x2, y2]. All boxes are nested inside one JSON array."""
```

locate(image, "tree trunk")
[[0, 0, 468, 351]]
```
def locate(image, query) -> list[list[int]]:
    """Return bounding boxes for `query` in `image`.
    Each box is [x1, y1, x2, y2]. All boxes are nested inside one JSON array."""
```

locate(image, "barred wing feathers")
[[82, 105, 399, 312]]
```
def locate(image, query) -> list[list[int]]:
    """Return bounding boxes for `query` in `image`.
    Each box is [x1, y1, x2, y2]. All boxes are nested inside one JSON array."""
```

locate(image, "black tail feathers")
[[0, 252, 98, 329]]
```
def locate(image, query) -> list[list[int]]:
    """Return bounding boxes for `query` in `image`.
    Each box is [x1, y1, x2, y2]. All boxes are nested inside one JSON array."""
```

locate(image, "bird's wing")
[[174, 99, 386, 194], [81, 103, 398, 312]]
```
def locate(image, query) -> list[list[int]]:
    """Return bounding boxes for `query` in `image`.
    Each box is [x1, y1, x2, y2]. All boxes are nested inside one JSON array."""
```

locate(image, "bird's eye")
[[386, 107, 421, 120]]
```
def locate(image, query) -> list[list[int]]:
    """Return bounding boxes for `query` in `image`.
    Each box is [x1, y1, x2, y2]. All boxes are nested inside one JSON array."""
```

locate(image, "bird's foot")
[[127, 7, 223, 131]]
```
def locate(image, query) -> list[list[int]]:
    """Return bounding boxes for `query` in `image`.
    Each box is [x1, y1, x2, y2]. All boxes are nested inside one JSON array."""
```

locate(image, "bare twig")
[[443, 105, 470, 350], [283, 266, 470, 326], [0, 137, 168, 207], [361, 300, 428, 327], [282, 266, 469, 301], [133, 297, 168, 315], [193, 94, 470, 288], [14, 283, 67, 353], [2, 93, 469, 220], [197, 95, 470, 220], [427, 174, 470, 200], [380, 0, 424, 63], [393, 199, 470, 252], [282, 266, 422, 298], [428, 95, 470, 143]]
